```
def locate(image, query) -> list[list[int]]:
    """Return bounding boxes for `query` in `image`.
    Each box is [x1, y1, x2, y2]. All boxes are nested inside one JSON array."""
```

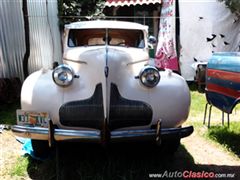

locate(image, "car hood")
[[63, 46, 149, 65]]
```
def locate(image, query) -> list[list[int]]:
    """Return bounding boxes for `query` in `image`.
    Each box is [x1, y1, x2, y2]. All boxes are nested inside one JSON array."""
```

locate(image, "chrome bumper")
[[12, 125, 194, 143]]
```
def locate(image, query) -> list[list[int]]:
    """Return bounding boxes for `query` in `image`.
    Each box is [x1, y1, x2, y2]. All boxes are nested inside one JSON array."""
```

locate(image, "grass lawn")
[[206, 122, 240, 157], [0, 102, 20, 125], [189, 85, 240, 158]]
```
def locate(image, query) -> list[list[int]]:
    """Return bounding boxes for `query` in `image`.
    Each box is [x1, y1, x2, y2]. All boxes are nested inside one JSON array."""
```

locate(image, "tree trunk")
[[22, 0, 30, 79]]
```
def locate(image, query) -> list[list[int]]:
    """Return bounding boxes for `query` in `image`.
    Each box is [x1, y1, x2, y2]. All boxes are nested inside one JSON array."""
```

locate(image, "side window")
[[68, 31, 77, 47]]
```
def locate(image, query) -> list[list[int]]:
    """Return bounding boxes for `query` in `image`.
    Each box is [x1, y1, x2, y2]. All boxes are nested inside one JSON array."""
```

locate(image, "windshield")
[[68, 29, 145, 48]]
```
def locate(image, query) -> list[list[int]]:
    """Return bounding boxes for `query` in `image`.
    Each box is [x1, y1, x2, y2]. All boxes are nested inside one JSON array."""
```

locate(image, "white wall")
[[0, 0, 62, 81], [179, 0, 240, 80]]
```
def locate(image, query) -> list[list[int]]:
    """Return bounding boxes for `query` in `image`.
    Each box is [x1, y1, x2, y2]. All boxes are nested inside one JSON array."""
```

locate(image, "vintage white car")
[[12, 20, 193, 156]]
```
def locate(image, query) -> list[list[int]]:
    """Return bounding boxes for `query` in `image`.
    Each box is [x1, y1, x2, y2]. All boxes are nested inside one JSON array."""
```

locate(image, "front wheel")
[[31, 140, 51, 158]]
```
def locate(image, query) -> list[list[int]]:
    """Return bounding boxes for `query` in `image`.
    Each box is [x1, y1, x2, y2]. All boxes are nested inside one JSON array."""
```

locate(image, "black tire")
[[31, 140, 50, 158], [160, 138, 180, 155]]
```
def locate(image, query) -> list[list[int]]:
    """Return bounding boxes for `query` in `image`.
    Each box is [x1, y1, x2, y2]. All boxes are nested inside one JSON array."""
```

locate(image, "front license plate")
[[17, 110, 50, 127]]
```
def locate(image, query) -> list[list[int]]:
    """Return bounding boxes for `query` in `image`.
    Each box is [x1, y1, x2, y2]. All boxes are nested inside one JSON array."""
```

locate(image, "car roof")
[[65, 20, 148, 31]]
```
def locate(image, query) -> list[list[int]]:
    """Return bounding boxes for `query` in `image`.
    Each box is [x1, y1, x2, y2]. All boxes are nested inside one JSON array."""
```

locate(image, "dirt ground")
[[182, 128, 240, 178], [0, 125, 239, 179], [0, 130, 23, 179]]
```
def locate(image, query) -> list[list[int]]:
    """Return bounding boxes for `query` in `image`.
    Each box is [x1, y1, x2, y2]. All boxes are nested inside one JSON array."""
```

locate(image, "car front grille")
[[109, 83, 152, 130], [59, 83, 152, 130], [59, 83, 104, 129]]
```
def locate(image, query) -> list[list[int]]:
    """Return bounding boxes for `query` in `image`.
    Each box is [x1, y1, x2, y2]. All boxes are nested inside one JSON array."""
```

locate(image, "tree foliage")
[[218, 0, 240, 17], [58, 0, 105, 28]]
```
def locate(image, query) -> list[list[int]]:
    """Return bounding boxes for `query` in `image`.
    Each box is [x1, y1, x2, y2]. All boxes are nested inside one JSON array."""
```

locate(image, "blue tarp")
[[16, 138, 45, 161]]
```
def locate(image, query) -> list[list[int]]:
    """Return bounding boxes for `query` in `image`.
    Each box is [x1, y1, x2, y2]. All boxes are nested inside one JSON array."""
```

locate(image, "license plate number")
[[17, 110, 49, 127]]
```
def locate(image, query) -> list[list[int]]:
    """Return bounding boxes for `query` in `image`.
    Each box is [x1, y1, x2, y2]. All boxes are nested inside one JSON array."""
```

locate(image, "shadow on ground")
[[26, 142, 239, 180], [207, 125, 240, 158]]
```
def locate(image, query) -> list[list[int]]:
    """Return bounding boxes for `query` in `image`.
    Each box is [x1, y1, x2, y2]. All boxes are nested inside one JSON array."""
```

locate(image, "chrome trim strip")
[[111, 129, 155, 138], [54, 129, 101, 142], [12, 125, 193, 142], [126, 59, 148, 66], [63, 58, 87, 64], [12, 125, 49, 140], [12, 125, 101, 142]]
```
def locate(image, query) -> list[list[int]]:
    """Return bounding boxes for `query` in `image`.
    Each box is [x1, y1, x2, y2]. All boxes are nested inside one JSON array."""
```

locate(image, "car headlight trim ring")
[[52, 64, 74, 87], [139, 66, 160, 88]]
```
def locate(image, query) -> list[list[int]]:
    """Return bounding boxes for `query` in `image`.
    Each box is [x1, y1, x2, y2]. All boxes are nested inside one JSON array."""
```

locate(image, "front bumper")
[[12, 124, 194, 144]]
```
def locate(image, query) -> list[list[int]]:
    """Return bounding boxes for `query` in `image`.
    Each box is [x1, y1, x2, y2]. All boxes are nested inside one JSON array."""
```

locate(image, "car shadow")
[[26, 142, 239, 180]]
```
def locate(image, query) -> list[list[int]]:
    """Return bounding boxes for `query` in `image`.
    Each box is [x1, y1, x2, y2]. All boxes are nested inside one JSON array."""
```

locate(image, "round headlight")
[[139, 66, 160, 88], [52, 64, 74, 87]]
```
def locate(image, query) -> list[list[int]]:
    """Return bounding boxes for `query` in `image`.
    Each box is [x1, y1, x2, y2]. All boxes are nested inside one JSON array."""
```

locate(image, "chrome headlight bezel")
[[139, 66, 160, 88], [52, 64, 74, 87]]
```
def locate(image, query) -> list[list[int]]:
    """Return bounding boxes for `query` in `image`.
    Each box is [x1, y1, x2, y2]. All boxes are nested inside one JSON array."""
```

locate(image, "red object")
[[155, 51, 179, 71], [207, 83, 240, 99], [105, 0, 161, 7], [207, 69, 240, 83]]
